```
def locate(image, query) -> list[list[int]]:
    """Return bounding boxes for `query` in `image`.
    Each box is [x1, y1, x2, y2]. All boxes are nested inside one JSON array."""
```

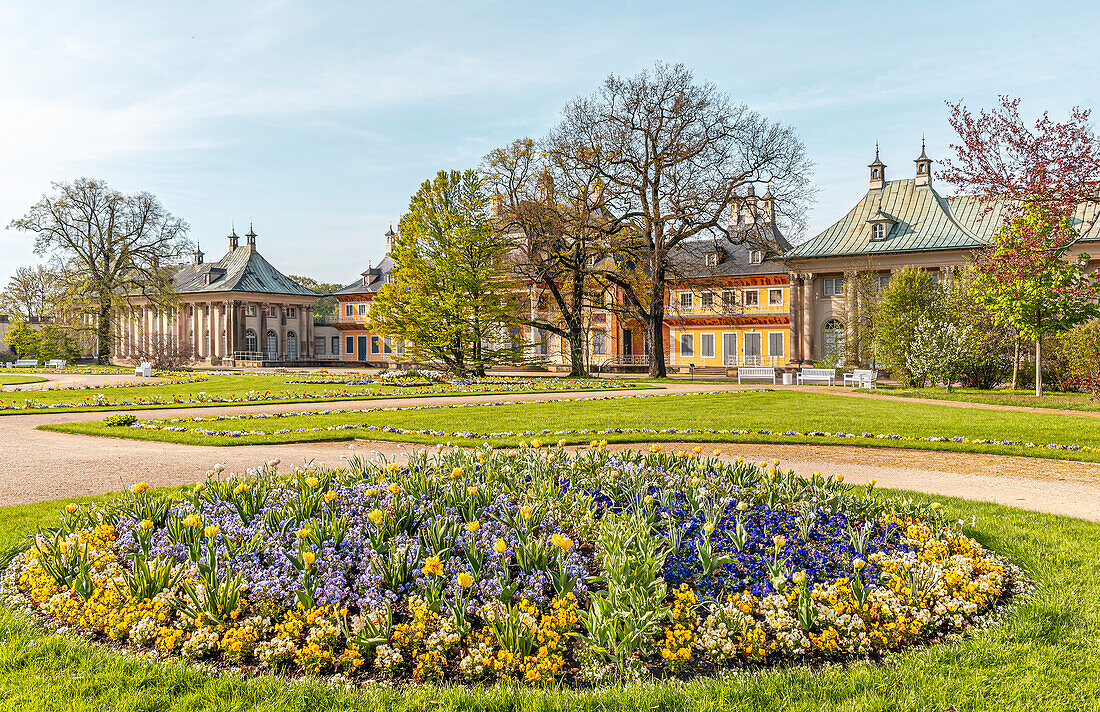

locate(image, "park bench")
[[797, 367, 836, 386], [133, 362, 153, 377], [45, 359, 66, 369], [843, 369, 877, 389], [737, 366, 776, 384], [13, 359, 38, 368]]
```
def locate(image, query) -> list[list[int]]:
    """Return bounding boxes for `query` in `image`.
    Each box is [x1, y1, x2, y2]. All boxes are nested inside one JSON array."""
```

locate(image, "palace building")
[[782, 143, 1100, 365], [113, 227, 320, 365], [324, 227, 403, 365]]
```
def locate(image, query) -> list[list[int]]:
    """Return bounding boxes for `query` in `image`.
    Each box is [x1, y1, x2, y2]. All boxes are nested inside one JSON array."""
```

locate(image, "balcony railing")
[[674, 355, 783, 367], [669, 305, 788, 317]]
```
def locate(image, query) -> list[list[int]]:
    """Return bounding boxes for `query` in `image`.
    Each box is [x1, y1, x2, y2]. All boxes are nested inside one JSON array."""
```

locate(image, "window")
[[594, 312, 606, 323], [333, 336, 341, 354], [287, 307, 297, 319], [396, 338, 405, 356], [679, 292, 693, 310], [700, 333, 715, 358], [871, 223, 885, 241], [371, 336, 380, 354], [823, 319, 845, 366], [314, 337, 325, 355], [246, 305, 256, 317], [769, 288, 783, 305], [358, 304, 367, 316], [537, 295, 549, 311], [705, 252, 718, 267], [383, 337, 393, 355], [268, 306, 277, 318], [286, 331, 297, 360], [744, 290, 759, 306], [345, 336, 354, 355], [345, 304, 353, 316], [749, 250, 764, 264], [768, 332, 784, 356], [823, 278, 845, 297], [536, 329, 549, 356], [701, 292, 714, 310], [680, 333, 694, 357], [722, 290, 735, 307], [188, 306, 194, 316], [877, 275, 891, 291], [592, 330, 606, 355], [204, 306, 210, 316]]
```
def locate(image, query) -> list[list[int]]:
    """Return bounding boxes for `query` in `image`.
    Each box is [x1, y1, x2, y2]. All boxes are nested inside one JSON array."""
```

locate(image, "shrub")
[[102, 414, 137, 427]]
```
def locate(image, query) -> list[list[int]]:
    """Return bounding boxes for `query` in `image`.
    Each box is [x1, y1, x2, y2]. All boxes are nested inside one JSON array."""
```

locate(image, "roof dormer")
[[866, 210, 896, 242]]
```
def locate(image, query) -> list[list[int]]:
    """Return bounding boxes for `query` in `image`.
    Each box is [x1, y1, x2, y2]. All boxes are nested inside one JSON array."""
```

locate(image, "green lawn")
[[0, 374, 46, 386], [0, 373, 640, 415], [0, 486, 1096, 711], [873, 386, 1100, 412], [44, 390, 1100, 462]]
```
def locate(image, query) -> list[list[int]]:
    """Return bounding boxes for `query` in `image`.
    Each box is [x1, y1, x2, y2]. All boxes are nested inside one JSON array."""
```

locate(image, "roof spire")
[[868, 142, 886, 189]]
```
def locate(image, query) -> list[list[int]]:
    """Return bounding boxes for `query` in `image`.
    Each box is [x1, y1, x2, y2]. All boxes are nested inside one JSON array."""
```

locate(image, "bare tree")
[[132, 331, 192, 369], [550, 62, 813, 376], [9, 178, 190, 363], [484, 138, 609, 377], [0, 264, 63, 320]]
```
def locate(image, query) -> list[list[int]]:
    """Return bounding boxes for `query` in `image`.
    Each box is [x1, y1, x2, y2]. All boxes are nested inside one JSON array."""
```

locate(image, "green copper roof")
[[786, 179, 1100, 259], [171, 245, 316, 296]]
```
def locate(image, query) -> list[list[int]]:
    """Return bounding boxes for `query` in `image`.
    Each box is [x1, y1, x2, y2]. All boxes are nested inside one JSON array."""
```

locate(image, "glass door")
[[723, 332, 737, 365]]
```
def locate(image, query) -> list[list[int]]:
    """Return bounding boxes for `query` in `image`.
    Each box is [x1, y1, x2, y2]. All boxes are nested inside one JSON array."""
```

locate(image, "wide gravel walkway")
[[1, 382, 1098, 522]]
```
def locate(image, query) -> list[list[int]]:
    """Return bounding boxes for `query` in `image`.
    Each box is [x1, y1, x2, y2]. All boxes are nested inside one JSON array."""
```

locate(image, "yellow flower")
[[305, 476, 320, 488], [194, 482, 206, 492], [139, 519, 154, 531], [368, 509, 384, 526], [835, 473, 845, 483], [493, 539, 507, 554], [650, 444, 661, 453], [301, 551, 316, 568], [867, 479, 877, 487], [457, 572, 474, 588], [736, 501, 748, 511], [183, 514, 201, 528], [131, 482, 149, 495], [65, 503, 79, 513], [703, 522, 715, 536], [388, 483, 402, 495], [204, 524, 220, 538], [792, 570, 807, 585], [467, 486, 479, 497], [324, 490, 338, 503], [466, 520, 480, 533], [531, 439, 543, 448], [296, 527, 311, 539], [773, 535, 786, 549], [233, 482, 249, 495], [551, 533, 573, 551], [452, 467, 464, 478], [422, 556, 444, 577], [693, 446, 703, 454], [386, 462, 399, 473], [520, 505, 533, 520], [852, 558, 866, 571], [772, 458, 780, 466]]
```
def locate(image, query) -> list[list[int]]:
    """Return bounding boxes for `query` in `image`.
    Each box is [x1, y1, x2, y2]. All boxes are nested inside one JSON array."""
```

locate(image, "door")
[[357, 336, 368, 362], [287, 331, 297, 360], [265, 331, 277, 360], [744, 332, 762, 365], [723, 333, 738, 366]]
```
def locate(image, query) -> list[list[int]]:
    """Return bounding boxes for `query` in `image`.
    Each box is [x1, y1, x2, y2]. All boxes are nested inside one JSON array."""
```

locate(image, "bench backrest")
[[46, 359, 66, 368], [852, 369, 873, 377], [14, 359, 37, 366], [800, 368, 835, 377], [739, 367, 775, 375]]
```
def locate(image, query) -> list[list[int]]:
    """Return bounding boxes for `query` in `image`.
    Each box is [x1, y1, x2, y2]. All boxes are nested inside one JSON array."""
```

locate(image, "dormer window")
[[749, 250, 764, 264], [705, 252, 719, 267], [871, 223, 885, 241]]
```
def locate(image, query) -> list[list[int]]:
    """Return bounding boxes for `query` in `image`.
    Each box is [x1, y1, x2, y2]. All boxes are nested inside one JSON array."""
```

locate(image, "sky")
[[0, 0, 1097, 287]]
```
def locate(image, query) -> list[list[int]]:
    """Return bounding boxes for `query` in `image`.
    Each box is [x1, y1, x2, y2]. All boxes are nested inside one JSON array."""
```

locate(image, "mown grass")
[[874, 386, 1100, 412], [0, 485, 1097, 711], [0, 373, 640, 415], [0, 375, 46, 386], [45, 390, 1100, 463]]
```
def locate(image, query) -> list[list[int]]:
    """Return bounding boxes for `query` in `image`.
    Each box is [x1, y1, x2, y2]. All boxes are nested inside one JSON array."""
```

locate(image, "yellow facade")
[[666, 283, 792, 367]]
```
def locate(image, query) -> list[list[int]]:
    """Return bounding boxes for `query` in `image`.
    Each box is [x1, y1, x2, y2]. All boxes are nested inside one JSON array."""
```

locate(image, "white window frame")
[[768, 331, 785, 357], [345, 336, 353, 355], [749, 250, 764, 264], [700, 292, 714, 310], [700, 332, 715, 358], [871, 223, 885, 241], [722, 289, 735, 308], [743, 289, 759, 306], [823, 278, 845, 297], [333, 336, 341, 354], [592, 330, 606, 356], [679, 292, 693, 310], [371, 335, 380, 354], [768, 288, 783, 305], [705, 252, 718, 267], [680, 333, 694, 357]]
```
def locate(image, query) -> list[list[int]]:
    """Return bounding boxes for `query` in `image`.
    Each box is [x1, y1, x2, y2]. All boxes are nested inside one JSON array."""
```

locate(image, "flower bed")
[[2, 448, 1025, 685]]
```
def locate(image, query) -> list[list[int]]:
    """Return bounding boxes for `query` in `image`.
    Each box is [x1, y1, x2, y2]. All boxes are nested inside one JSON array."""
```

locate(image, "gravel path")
[[1, 382, 1098, 522]]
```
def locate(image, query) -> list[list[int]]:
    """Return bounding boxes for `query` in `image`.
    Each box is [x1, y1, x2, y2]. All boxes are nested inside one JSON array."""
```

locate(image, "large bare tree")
[[551, 62, 813, 376], [9, 178, 190, 363], [483, 138, 610, 377]]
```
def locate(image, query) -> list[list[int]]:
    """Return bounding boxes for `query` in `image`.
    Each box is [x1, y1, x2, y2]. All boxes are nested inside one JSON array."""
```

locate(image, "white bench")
[[45, 359, 67, 369], [13, 359, 38, 368], [133, 362, 153, 377], [797, 367, 836, 386], [843, 369, 877, 388], [738, 366, 776, 384]]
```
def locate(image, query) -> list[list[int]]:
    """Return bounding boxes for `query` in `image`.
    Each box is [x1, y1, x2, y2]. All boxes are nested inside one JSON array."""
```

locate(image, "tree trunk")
[[97, 302, 112, 365], [1035, 337, 1042, 397], [1010, 336, 1020, 390], [567, 322, 587, 378], [647, 268, 667, 378]]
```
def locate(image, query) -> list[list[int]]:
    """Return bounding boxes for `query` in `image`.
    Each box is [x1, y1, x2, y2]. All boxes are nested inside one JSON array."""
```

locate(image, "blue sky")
[[0, 0, 1096, 286]]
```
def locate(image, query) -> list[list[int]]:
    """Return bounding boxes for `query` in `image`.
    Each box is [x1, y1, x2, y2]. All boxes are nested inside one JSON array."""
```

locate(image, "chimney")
[[246, 224, 257, 249], [869, 142, 886, 190], [914, 138, 933, 188]]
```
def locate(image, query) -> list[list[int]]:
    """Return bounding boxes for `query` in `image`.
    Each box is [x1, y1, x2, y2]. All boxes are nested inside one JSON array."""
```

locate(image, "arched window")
[[871, 223, 885, 240], [287, 331, 297, 360], [823, 319, 845, 367], [204, 330, 210, 357], [266, 330, 278, 360], [244, 329, 257, 354]]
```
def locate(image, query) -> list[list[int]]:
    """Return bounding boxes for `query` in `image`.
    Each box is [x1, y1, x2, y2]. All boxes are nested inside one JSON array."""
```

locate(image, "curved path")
[[1, 381, 1098, 522], [0, 372, 171, 392]]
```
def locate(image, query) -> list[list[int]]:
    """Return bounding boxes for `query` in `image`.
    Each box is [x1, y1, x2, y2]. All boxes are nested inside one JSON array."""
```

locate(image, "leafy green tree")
[[37, 324, 77, 362], [2, 322, 40, 358], [872, 267, 937, 385], [905, 314, 975, 391], [368, 170, 525, 376], [288, 275, 342, 323], [973, 205, 1100, 396]]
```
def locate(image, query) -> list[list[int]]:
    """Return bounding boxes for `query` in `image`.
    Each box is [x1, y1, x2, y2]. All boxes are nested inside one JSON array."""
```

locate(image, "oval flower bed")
[[2, 448, 1025, 685]]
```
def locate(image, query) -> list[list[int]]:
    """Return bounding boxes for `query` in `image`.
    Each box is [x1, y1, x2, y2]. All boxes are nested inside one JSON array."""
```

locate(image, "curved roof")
[[171, 245, 316, 296]]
